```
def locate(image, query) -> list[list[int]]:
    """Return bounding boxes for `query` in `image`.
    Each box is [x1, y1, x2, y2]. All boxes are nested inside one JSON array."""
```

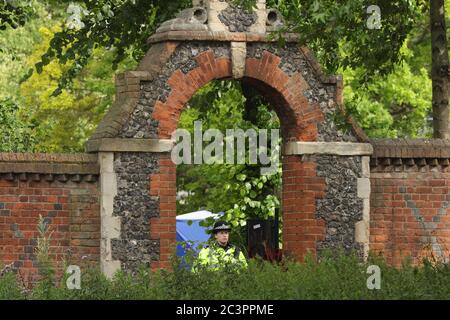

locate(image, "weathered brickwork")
[[148, 153, 177, 271], [370, 139, 450, 265], [245, 43, 359, 143], [282, 155, 326, 260], [0, 153, 100, 283]]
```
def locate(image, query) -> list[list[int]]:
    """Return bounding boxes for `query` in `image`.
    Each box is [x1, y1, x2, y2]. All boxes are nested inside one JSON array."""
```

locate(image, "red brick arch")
[[152, 49, 323, 142], [148, 47, 328, 270]]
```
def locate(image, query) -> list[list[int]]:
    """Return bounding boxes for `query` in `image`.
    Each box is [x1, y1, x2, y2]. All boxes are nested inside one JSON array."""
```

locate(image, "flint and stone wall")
[[85, 25, 372, 273]]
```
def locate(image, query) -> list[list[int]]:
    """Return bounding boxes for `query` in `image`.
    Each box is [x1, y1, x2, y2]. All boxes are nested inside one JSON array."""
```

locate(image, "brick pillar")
[[282, 155, 326, 261], [149, 153, 177, 271]]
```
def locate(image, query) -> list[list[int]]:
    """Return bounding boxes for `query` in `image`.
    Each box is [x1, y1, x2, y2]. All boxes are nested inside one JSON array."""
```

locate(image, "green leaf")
[[35, 62, 43, 74]]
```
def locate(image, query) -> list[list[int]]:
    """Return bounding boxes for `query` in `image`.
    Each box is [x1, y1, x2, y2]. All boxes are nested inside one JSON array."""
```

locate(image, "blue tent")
[[176, 210, 223, 257]]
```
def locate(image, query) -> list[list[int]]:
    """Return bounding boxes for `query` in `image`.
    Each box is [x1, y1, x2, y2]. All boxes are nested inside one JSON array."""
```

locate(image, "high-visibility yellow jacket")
[[192, 242, 248, 272]]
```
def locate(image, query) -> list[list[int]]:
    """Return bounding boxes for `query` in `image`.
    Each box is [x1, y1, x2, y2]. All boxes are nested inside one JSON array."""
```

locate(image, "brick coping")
[[0, 153, 98, 163], [0, 153, 99, 177], [371, 139, 450, 159]]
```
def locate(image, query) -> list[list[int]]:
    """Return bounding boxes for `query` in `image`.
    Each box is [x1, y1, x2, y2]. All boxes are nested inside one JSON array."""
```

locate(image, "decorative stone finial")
[[156, 7, 208, 33], [157, 0, 285, 35]]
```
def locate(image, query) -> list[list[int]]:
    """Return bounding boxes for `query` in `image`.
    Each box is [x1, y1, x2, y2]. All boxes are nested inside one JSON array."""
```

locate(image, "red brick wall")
[[0, 174, 99, 284], [282, 155, 326, 261], [369, 140, 450, 266], [370, 171, 450, 265]]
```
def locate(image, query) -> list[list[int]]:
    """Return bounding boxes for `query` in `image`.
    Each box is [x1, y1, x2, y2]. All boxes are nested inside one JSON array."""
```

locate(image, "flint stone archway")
[[86, 0, 373, 276]]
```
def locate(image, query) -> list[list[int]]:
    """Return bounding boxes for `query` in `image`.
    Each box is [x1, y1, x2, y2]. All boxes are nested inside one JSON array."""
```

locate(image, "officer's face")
[[215, 231, 229, 245]]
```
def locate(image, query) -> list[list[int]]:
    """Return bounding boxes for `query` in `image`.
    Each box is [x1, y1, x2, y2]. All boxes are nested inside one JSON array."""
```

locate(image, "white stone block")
[[363, 198, 370, 221], [101, 260, 121, 279], [357, 178, 371, 199], [208, 21, 227, 32], [284, 142, 374, 156], [101, 216, 121, 239], [100, 172, 117, 198], [355, 220, 369, 243], [362, 156, 370, 178], [99, 152, 115, 173], [231, 42, 246, 79]]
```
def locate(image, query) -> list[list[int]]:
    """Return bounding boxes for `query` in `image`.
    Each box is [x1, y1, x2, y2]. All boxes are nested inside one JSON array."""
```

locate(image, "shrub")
[[0, 267, 24, 300], [1, 251, 449, 300]]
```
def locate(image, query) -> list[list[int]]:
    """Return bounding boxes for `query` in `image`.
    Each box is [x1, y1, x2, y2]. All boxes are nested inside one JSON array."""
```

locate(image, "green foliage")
[[31, 0, 424, 92], [269, 0, 423, 83], [337, 1, 449, 138], [1, 251, 449, 300], [31, 214, 56, 299], [341, 0, 449, 138], [18, 23, 136, 152], [37, 0, 191, 94], [0, 0, 36, 30], [177, 81, 281, 248], [0, 1, 49, 152], [0, 1, 46, 100], [0, 97, 36, 152], [0, 1, 137, 152], [343, 45, 433, 138], [1, 0, 445, 149], [232, 0, 257, 11], [0, 267, 24, 300]]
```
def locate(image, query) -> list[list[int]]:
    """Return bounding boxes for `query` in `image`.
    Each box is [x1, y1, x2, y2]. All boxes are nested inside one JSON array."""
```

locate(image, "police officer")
[[192, 221, 248, 272]]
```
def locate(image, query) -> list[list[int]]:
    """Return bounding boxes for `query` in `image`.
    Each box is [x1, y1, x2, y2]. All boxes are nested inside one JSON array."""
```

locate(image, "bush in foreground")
[[1, 251, 449, 300]]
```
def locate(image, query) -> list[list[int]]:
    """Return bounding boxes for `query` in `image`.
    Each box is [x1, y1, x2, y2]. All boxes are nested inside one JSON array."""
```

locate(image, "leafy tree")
[[270, 0, 424, 81], [0, 0, 36, 30], [0, 0, 56, 152], [16, 0, 442, 141], [343, 44, 433, 138], [343, 1, 449, 138], [18, 23, 136, 152], [35, 0, 190, 94], [1, 1, 446, 146], [0, 97, 35, 152], [26, 0, 441, 140], [32, 0, 423, 92]]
